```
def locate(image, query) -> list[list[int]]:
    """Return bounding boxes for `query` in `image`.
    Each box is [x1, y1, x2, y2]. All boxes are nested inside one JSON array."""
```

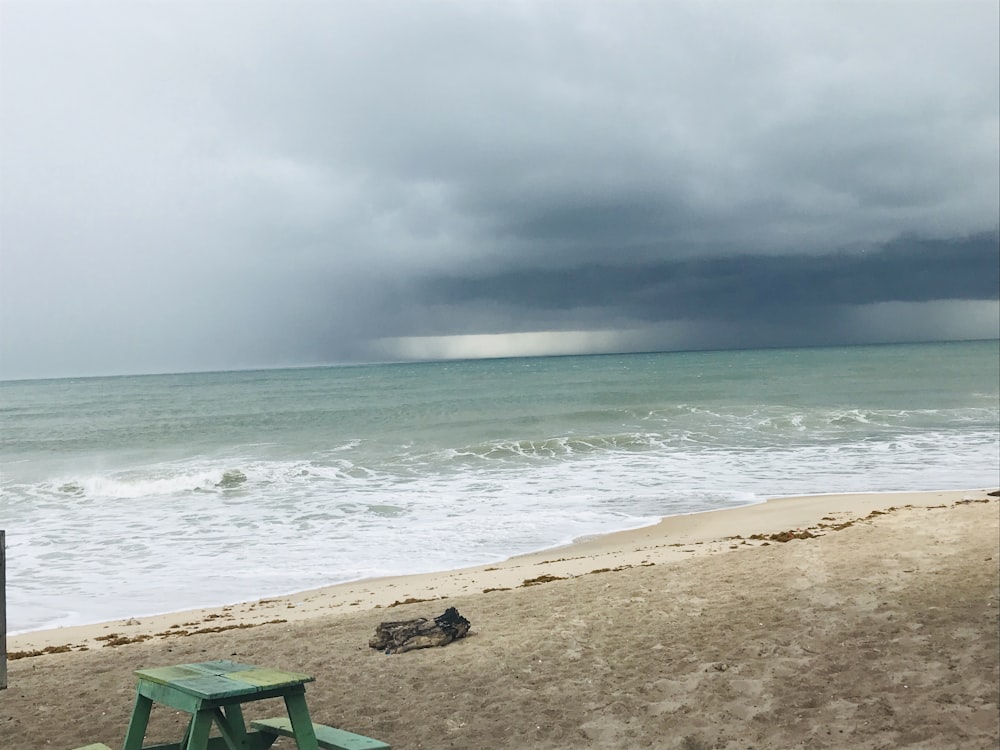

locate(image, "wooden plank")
[[212, 705, 251, 747], [170, 674, 259, 699], [185, 659, 259, 675], [186, 709, 215, 749], [1, 529, 6, 690], [136, 679, 205, 714], [135, 664, 212, 684], [226, 667, 315, 689], [136, 662, 313, 698], [143, 735, 278, 750], [122, 692, 155, 750], [252, 717, 391, 750], [283, 691, 320, 750]]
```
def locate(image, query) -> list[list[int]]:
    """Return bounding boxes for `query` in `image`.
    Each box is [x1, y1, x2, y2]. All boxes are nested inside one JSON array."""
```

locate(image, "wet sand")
[[3, 488, 998, 749]]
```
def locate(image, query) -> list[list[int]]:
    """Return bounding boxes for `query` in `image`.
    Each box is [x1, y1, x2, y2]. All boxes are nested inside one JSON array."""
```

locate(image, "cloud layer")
[[1, 1, 997, 377]]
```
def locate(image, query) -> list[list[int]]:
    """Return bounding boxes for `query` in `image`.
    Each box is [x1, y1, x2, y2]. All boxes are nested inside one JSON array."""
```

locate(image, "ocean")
[[2, 340, 998, 634]]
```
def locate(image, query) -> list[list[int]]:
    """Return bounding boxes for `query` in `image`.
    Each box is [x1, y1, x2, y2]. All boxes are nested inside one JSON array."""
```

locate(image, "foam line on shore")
[[8, 487, 996, 655]]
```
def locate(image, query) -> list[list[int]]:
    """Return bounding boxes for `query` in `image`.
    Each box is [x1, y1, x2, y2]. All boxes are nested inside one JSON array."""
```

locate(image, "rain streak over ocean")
[[2, 340, 998, 633]]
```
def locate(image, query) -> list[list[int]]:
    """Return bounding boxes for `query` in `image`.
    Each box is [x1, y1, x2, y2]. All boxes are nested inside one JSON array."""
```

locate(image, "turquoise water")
[[2, 340, 998, 632]]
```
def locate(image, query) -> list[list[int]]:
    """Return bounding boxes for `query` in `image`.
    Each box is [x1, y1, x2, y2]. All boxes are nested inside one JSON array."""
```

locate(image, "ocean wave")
[[30, 464, 260, 501], [5, 427, 997, 633], [3, 341, 997, 633], [450, 433, 667, 461]]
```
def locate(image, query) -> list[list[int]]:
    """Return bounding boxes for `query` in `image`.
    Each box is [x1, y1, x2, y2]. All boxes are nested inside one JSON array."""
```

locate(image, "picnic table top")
[[134, 659, 315, 701]]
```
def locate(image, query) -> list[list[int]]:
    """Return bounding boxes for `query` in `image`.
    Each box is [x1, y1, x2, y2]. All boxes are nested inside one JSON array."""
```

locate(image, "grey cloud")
[[415, 232, 999, 325], [1, 1, 997, 378]]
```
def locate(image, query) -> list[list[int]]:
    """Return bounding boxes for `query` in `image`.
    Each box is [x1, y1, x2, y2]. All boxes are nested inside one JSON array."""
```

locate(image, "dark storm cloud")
[[418, 232, 1000, 324], [1, 1, 998, 377]]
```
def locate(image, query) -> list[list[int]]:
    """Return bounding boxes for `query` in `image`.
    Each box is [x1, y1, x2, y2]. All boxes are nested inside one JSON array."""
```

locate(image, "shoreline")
[[9, 486, 996, 655], [4, 485, 998, 750]]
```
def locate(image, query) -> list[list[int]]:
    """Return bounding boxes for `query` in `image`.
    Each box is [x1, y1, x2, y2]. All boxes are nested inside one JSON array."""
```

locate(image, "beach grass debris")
[[750, 529, 819, 543], [149, 619, 288, 640], [387, 596, 439, 608], [7, 619, 298, 654], [520, 574, 567, 587], [8, 644, 74, 660], [96, 633, 153, 647]]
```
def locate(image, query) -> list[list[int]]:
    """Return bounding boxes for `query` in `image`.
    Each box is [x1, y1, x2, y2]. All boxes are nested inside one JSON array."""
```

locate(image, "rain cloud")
[[1, 1, 997, 377]]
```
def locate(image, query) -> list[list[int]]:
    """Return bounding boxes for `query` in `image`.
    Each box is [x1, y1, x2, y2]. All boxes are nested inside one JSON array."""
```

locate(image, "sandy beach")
[[3, 487, 998, 749]]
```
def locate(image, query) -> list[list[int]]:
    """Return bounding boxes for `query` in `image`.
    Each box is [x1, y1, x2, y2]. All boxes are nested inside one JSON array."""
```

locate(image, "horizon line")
[[1, 336, 996, 385]]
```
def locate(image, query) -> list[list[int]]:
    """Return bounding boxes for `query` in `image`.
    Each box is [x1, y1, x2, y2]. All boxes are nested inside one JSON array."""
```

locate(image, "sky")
[[1, 1, 998, 380]]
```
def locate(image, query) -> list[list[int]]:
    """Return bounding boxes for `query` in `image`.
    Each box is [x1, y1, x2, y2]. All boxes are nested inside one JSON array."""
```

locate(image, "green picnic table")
[[110, 659, 389, 750]]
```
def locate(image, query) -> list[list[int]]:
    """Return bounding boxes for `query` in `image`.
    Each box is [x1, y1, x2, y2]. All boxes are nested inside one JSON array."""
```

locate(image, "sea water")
[[2, 340, 998, 633]]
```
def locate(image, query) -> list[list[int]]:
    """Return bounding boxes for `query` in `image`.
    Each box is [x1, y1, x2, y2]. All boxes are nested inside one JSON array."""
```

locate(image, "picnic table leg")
[[213, 704, 250, 748], [282, 692, 319, 750], [183, 709, 214, 750], [122, 693, 153, 750]]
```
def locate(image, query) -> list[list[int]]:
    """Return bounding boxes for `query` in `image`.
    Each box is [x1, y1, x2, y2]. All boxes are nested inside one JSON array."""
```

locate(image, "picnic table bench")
[[252, 717, 390, 749], [72, 659, 389, 750]]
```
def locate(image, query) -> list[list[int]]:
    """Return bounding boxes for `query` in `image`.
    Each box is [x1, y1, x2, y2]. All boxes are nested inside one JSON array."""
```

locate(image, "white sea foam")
[[2, 342, 997, 633], [6, 427, 996, 634]]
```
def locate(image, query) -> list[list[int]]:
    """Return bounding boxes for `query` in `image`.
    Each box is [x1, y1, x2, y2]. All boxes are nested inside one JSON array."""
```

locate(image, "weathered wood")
[[141, 737, 277, 750], [252, 717, 390, 750], [1, 529, 6, 690], [124, 660, 317, 750], [369, 606, 470, 654]]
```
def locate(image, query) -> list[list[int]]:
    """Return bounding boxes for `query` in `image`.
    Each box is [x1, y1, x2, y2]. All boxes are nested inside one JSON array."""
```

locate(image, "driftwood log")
[[369, 607, 471, 654]]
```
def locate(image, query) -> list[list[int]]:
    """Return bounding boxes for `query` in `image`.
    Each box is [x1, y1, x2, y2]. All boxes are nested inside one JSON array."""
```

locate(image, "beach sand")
[[3, 488, 998, 749]]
